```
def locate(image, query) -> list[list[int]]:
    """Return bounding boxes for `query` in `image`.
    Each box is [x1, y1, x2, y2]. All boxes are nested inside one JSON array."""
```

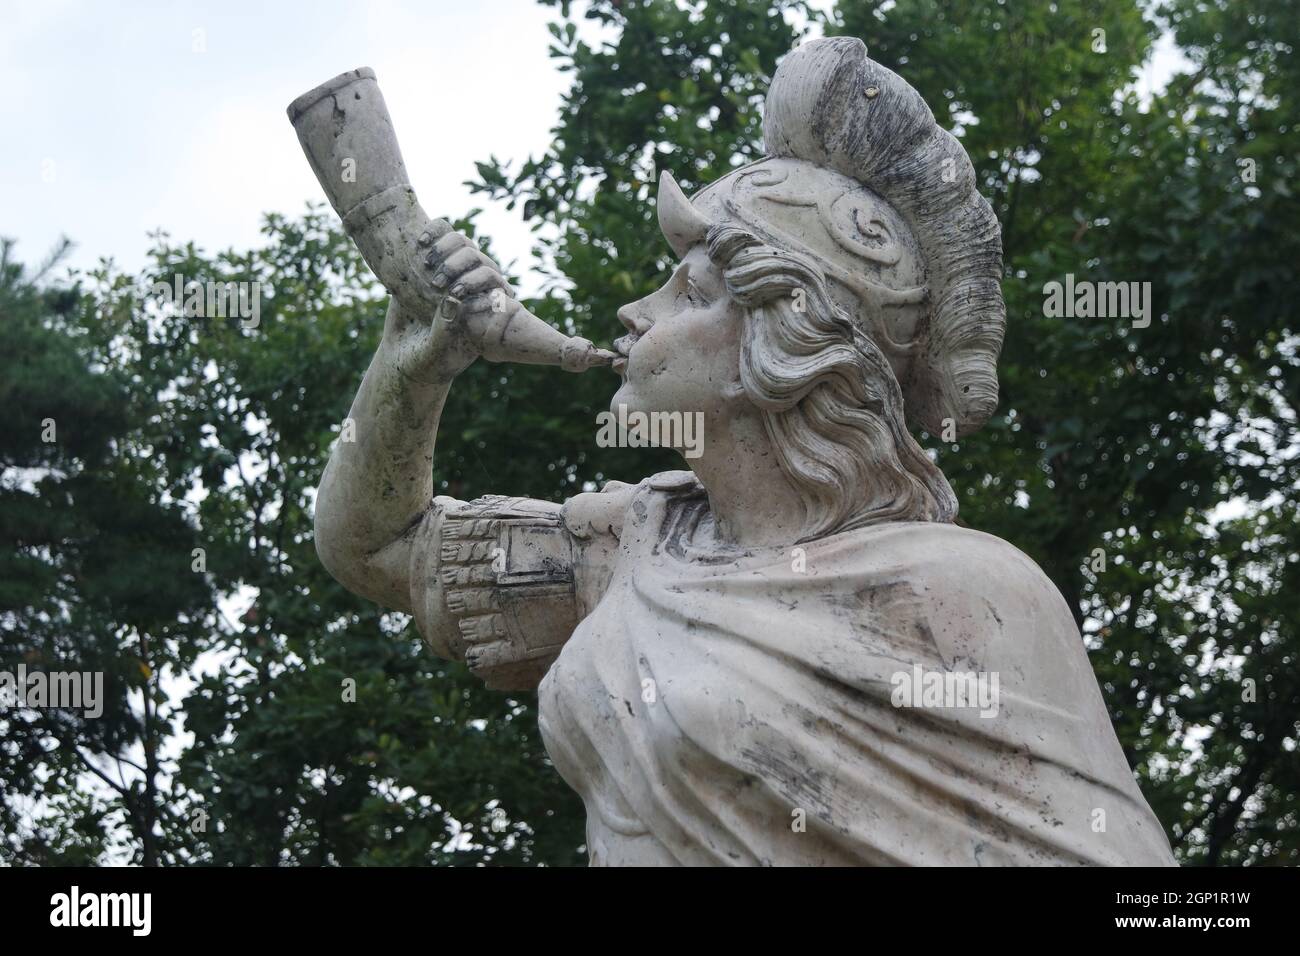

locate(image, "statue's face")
[[604, 159, 928, 462], [609, 242, 746, 445]]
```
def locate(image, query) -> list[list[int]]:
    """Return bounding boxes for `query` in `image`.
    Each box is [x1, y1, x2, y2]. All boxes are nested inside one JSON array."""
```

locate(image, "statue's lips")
[[611, 333, 639, 376]]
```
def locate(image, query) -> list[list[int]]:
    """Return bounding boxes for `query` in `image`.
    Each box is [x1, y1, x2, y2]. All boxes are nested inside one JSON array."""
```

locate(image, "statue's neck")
[[687, 411, 807, 550]]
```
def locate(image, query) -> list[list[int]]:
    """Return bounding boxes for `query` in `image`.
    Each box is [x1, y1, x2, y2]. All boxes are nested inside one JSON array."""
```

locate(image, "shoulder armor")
[[412, 495, 579, 691]]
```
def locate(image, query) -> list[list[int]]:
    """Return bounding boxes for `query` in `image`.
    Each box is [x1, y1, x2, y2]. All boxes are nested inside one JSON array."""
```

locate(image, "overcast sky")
[[2, 0, 1188, 286], [1, 0, 578, 282]]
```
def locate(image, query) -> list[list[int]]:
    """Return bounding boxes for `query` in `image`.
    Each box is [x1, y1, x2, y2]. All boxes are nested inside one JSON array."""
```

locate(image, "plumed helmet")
[[658, 36, 1005, 437]]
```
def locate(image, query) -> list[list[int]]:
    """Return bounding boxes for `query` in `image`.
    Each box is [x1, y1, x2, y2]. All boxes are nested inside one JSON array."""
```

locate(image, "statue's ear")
[[657, 171, 711, 258]]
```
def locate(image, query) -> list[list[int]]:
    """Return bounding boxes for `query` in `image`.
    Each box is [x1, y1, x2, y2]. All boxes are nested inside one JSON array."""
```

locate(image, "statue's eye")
[[685, 278, 709, 308]]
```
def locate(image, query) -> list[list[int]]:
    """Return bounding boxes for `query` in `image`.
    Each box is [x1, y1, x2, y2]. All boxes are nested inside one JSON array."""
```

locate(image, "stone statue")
[[292, 37, 1176, 866]]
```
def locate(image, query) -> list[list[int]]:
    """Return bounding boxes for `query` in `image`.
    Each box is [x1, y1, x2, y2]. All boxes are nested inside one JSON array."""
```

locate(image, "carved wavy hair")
[[707, 223, 957, 540]]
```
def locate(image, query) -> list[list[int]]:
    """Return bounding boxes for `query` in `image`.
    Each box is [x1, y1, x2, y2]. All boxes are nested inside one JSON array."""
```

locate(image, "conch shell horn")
[[287, 68, 612, 372]]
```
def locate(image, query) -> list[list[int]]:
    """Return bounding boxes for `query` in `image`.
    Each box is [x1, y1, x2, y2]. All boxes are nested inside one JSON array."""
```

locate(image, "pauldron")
[[412, 495, 579, 690]]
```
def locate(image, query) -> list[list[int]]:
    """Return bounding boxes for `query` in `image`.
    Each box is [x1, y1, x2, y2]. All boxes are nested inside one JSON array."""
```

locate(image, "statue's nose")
[[617, 301, 653, 335]]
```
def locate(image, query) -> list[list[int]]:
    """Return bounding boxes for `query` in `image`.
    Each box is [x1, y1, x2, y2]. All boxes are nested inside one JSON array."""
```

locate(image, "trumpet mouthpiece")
[[560, 339, 618, 373]]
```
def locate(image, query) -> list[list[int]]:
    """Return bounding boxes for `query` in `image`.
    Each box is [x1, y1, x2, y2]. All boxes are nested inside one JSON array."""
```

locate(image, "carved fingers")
[[427, 233, 514, 299], [421, 231, 521, 335], [382, 227, 521, 384]]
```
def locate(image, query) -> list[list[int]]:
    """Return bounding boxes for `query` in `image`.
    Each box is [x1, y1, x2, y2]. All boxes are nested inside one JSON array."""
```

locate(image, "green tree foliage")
[[2, 0, 1295, 866], [2, 216, 594, 865], [1, 239, 210, 864]]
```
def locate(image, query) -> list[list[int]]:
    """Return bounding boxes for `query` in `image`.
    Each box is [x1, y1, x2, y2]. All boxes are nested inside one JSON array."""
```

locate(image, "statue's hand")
[[382, 229, 516, 385]]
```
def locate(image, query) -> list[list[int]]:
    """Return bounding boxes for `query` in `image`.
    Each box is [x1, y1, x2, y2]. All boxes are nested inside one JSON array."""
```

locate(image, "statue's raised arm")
[[292, 69, 618, 689]]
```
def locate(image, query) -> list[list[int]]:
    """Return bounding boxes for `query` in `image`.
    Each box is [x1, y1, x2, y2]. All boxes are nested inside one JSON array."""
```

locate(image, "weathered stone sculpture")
[[297, 37, 1176, 866]]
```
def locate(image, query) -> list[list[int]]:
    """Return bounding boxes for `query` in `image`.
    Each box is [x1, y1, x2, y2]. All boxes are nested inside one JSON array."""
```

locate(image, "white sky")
[[0, 0, 572, 281]]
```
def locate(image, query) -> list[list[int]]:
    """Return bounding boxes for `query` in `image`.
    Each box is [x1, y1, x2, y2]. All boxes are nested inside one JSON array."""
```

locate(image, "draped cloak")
[[537, 475, 1176, 866]]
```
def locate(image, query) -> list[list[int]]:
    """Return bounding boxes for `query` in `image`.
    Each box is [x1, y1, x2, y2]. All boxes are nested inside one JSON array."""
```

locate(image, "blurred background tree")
[[2, 0, 1295, 865], [0, 238, 211, 864]]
